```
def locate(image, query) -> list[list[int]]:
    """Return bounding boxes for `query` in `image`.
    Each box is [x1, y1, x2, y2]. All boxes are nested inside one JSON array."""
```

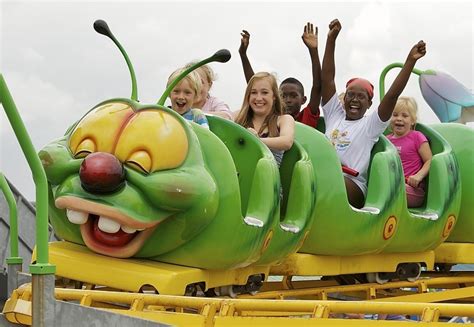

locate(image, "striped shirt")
[[182, 108, 209, 129]]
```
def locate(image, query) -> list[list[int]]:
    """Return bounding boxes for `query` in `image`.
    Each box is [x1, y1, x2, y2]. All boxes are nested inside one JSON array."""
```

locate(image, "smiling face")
[[344, 84, 372, 120], [170, 79, 198, 114], [249, 77, 276, 117], [391, 107, 416, 137], [40, 100, 218, 258]]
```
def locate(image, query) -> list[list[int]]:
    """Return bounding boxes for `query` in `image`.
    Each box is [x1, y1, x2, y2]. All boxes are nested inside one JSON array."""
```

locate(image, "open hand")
[[302, 22, 318, 49], [408, 40, 426, 61], [328, 19, 341, 40], [239, 30, 251, 54]]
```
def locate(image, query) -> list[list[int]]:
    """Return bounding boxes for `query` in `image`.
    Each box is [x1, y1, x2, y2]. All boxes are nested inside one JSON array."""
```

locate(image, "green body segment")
[[383, 123, 462, 252], [431, 123, 474, 242], [296, 122, 403, 255], [155, 119, 280, 268], [255, 140, 316, 265]]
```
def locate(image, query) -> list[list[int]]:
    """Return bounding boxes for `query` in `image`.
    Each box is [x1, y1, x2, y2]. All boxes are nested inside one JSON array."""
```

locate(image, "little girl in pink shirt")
[[387, 97, 433, 207]]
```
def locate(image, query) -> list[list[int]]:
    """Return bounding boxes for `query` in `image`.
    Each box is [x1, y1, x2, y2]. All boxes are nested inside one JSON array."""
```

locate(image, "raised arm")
[[239, 30, 255, 83], [321, 19, 341, 105], [302, 22, 321, 115], [378, 41, 426, 121]]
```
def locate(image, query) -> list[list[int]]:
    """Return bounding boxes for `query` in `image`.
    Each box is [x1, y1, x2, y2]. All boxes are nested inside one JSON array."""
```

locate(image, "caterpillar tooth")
[[66, 209, 88, 225], [98, 216, 121, 233]]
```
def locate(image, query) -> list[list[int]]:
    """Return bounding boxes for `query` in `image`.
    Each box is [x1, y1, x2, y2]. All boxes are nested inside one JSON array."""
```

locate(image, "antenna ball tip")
[[213, 49, 231, 63], [93, 20, 112, 36]]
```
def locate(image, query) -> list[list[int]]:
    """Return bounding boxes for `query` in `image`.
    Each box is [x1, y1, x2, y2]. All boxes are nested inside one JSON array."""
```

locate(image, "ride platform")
[[36, 241, 270, 296]]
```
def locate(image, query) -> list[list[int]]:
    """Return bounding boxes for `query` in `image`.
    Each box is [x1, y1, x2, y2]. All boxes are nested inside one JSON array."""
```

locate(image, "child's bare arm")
[[302, 22, 321, 115], [321, 19, 341, 105], [239, 30, 255, 83], [260, 115, 295, 151], [408, 141, 432, 188], [379, 41, 426, 121]]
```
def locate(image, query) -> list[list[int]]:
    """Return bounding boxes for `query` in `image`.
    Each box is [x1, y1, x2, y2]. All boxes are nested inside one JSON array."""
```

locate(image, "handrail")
[[0, 172, 22, 265], [0, 75, 55, 274]]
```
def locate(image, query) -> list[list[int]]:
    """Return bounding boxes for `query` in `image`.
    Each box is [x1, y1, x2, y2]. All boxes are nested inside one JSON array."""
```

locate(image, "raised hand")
[[302, 22, 318, 49], [239, 30, 251, 55], [328, 19, 341, 40], [408, 40, 426, 61]]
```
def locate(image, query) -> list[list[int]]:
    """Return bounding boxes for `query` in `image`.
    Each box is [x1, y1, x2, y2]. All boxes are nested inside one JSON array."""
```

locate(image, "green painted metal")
[[0, 75, 55, 274], [431, 123, 474, 242], [0, 172, 23, 265]]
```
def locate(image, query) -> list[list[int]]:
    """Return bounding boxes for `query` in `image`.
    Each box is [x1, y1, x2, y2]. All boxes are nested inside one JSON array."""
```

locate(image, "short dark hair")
[[280, 77, 305, 96]]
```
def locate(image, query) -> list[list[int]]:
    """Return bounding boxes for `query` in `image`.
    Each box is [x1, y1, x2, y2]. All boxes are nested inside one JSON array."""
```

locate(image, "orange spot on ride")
[[442, 215, 456, 238], [383, 216, 397, 240]]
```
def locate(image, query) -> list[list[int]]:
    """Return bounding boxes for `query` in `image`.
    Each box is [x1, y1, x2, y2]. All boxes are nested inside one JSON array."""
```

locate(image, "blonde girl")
[[387, 96, 432, 207]]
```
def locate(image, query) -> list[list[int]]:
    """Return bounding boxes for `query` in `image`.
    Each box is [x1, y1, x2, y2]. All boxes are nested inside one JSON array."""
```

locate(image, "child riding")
[[388, 97, 432, 207], [238, 22, 321, 128], [321, 18, 426, 208]]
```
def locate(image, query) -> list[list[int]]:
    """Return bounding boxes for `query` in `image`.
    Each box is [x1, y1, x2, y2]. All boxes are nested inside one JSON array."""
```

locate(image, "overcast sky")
[[1, 0, 472, 200]]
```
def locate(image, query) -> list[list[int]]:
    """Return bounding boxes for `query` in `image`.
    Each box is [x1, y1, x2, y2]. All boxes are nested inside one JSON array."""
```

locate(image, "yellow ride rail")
[[3, 280, 474, 326]]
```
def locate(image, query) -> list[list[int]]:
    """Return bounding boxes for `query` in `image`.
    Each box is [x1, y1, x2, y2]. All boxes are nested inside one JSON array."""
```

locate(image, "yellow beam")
[[239, 276, 474, 300], [434, 243, 474, 264], [374, 286, 474, 303], [44, 241, 269, 295], [271, 252, 434, 276], [213, 317, 449, 326]]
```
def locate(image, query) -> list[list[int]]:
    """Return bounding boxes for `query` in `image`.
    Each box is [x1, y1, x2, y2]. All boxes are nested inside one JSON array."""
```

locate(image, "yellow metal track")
[[7, 242, 470, 325], [4, 274, 474, 326], [240, 273, 474, 300]]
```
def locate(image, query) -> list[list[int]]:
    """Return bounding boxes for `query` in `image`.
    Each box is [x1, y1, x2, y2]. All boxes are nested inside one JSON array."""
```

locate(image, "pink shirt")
[[201, 95, 232, 120], [387, 130, 428, 177]]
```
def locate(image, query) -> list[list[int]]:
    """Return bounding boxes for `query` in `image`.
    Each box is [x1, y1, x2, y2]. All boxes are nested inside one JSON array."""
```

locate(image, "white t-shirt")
[[322, 93, 389, 195]]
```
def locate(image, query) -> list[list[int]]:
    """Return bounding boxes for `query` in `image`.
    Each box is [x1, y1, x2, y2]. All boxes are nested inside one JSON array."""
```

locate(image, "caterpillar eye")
[[74, 150, 92, 159], [125, 161, 149, 175], [125, 151, 152, 174]]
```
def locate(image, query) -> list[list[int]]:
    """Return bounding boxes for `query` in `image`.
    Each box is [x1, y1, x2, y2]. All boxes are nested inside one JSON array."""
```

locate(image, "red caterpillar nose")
[[79, 152, 125, 194]]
